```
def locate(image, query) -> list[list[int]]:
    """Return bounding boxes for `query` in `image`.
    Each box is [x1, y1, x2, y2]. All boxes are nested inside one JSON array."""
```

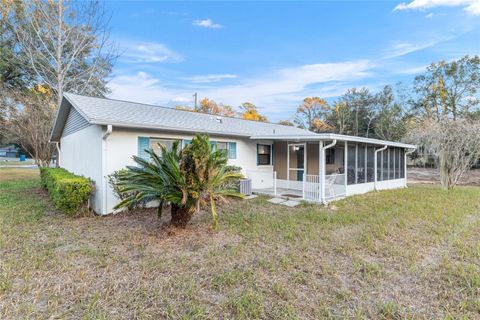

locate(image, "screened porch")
[[249, 138, 409, 203]]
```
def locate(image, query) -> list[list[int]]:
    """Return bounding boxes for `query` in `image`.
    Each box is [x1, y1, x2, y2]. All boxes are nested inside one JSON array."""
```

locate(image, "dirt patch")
[[408, 167, 480, 186]]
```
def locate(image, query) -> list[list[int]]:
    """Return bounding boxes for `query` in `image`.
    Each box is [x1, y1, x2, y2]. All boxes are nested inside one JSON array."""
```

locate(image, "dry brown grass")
[[1, 168, 480, 319]]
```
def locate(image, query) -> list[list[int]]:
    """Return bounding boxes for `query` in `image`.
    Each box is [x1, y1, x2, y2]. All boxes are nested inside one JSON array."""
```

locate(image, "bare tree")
[[13, 0, 116, 106], [407, 119, 480, 189], [6, 88, 56, 167]]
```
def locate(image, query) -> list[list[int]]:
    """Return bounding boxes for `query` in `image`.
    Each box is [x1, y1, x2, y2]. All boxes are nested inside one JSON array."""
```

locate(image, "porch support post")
[[320, 140, 337, 205], [318, 141, 323, 203], [374, 145, 388, 191], [302, 174, 306, 200], [344, 141, 348, 193], [273, 171, 277, 196]]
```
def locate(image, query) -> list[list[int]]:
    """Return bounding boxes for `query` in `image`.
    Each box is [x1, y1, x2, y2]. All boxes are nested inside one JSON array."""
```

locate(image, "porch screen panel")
[[399, 148, 405, 178], [383, 149, 389, 180], [377, 150, 383, 181], [367, 146, 375, 182], [357, 144, 365, 184], [389, 147, 395, 180], [347, 144, 356, 185], [394, 148, 399, 179]]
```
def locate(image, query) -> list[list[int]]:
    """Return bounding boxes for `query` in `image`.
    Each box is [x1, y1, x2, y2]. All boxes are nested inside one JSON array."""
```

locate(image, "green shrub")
[[40, 167, 93, 215]]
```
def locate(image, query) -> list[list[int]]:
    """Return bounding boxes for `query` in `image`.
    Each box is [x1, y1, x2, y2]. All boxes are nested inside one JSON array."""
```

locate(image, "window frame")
[[257, 144, 272, 166], [182, 139, 237, 159], [149, 137, 179, 157]]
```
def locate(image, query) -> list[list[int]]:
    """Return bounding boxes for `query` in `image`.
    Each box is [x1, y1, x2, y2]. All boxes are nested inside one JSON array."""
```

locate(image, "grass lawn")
[[1, 168, 480, 319], [0, 159, 35, 166]]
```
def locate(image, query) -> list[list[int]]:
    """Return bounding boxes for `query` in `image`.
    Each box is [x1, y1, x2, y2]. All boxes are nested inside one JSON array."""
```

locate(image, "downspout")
[[374, 145, 388, 191], [404, 148, 416, 188], [55, 142, 61, 167], [102, 125, 113, 215], [321, 140, 337, 205]]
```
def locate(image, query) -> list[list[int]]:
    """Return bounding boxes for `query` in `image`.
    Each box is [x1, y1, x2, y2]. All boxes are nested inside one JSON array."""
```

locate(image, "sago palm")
[[114, 135, 244, 229], [114, 141, 183, 219], [181, 135, 244, 229]]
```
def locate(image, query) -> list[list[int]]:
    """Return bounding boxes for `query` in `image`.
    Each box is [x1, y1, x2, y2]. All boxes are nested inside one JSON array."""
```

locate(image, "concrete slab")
[[268, 197, 287, 204], [281, 200, 300, 207], [244, 195, 258, 200]]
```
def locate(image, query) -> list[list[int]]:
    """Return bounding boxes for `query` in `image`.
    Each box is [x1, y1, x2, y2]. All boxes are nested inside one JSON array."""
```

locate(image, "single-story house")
[[0, 144, 20, 158], [50, 93, 416, 215]]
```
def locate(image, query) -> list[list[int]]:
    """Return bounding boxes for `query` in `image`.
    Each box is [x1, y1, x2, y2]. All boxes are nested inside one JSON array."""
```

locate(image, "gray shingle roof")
[[50, 93, 416, 149], [51, 93, 314, 140]]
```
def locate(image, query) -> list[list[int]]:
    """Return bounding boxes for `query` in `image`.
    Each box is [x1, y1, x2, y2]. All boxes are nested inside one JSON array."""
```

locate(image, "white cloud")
[[121, 41, 183, 63], [396, 65, 429, 74], [384, 40, 437, 58], [425, 12, 435, 17], [184, 74, 238, 83], [109, 71, 188, 105], [394, 0, 480, 15], [192, 19, 223, 29], [108, 60, 373, 116]]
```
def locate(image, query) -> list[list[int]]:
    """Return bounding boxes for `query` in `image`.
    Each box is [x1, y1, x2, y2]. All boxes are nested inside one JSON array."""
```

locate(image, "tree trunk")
[[440, 152, 453, 190], [170, 204, 195, 228], [210, 193, 219, 230]]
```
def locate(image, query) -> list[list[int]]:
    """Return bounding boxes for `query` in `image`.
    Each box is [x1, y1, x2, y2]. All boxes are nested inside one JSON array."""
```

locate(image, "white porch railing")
[[304, 174, 320, 201], [248, 171, 346, 203]]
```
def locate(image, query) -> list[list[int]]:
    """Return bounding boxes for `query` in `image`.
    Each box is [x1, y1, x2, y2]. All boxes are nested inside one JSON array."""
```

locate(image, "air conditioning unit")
[[239, 178, 252, 196]]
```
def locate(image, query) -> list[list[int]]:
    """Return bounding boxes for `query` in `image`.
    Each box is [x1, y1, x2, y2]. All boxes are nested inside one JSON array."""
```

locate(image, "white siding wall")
[[60, 125, 103, 213], [104, 128, 272, 214]]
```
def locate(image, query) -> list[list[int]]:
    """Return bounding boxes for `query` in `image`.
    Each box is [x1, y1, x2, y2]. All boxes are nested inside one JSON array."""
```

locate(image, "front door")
[[288, 143, 306, 182]]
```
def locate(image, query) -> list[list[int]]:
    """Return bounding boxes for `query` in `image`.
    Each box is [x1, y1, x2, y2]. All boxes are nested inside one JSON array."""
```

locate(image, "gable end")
[[62, 106, 91, 137]]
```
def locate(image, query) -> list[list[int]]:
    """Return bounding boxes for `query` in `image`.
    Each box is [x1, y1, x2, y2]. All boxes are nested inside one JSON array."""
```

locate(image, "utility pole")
[[193, 92, 198, 111]]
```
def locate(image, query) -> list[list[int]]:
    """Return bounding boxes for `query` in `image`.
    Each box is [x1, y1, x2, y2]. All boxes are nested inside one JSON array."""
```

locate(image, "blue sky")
[[105, 0, 480, 122]]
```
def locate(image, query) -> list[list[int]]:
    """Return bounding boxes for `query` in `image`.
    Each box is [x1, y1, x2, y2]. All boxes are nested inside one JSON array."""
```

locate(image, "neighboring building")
[[50, 93, 416, 215], [0, 145, 20, 158]]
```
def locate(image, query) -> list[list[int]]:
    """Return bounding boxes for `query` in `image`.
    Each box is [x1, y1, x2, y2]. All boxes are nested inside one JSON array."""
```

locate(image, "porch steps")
[[267, 197, 286, 204], [267, 197, 300, 207]]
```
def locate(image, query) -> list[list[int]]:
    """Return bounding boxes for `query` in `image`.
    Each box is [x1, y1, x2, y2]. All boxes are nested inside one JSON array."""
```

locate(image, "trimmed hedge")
[[40, 168, 93, 215]]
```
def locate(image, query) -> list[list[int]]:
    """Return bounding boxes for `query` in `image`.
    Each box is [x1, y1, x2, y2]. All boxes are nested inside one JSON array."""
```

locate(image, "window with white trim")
[[150, 138, 178, 157], [257, 144, 271, 165]]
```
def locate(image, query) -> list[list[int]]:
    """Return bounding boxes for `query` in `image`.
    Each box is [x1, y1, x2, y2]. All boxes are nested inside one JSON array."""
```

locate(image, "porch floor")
[[252, 187, 304, 200]]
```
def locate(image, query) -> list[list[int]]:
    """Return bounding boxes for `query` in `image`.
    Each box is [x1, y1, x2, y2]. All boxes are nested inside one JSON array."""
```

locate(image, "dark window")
[[326, 149, 336, 164], [257, 144, 271, 165]]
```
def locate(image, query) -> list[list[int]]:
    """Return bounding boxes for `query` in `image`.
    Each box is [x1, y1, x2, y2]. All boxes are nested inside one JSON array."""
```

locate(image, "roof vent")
[[216, 116, 222, 123]]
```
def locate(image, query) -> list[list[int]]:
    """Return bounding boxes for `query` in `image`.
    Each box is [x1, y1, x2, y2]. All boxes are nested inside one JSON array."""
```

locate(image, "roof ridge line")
[[64, 92, 309, 129]]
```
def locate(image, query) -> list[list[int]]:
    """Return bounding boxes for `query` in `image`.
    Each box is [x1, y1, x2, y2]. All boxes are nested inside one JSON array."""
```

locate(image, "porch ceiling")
[[250, 133, 416, 149]]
